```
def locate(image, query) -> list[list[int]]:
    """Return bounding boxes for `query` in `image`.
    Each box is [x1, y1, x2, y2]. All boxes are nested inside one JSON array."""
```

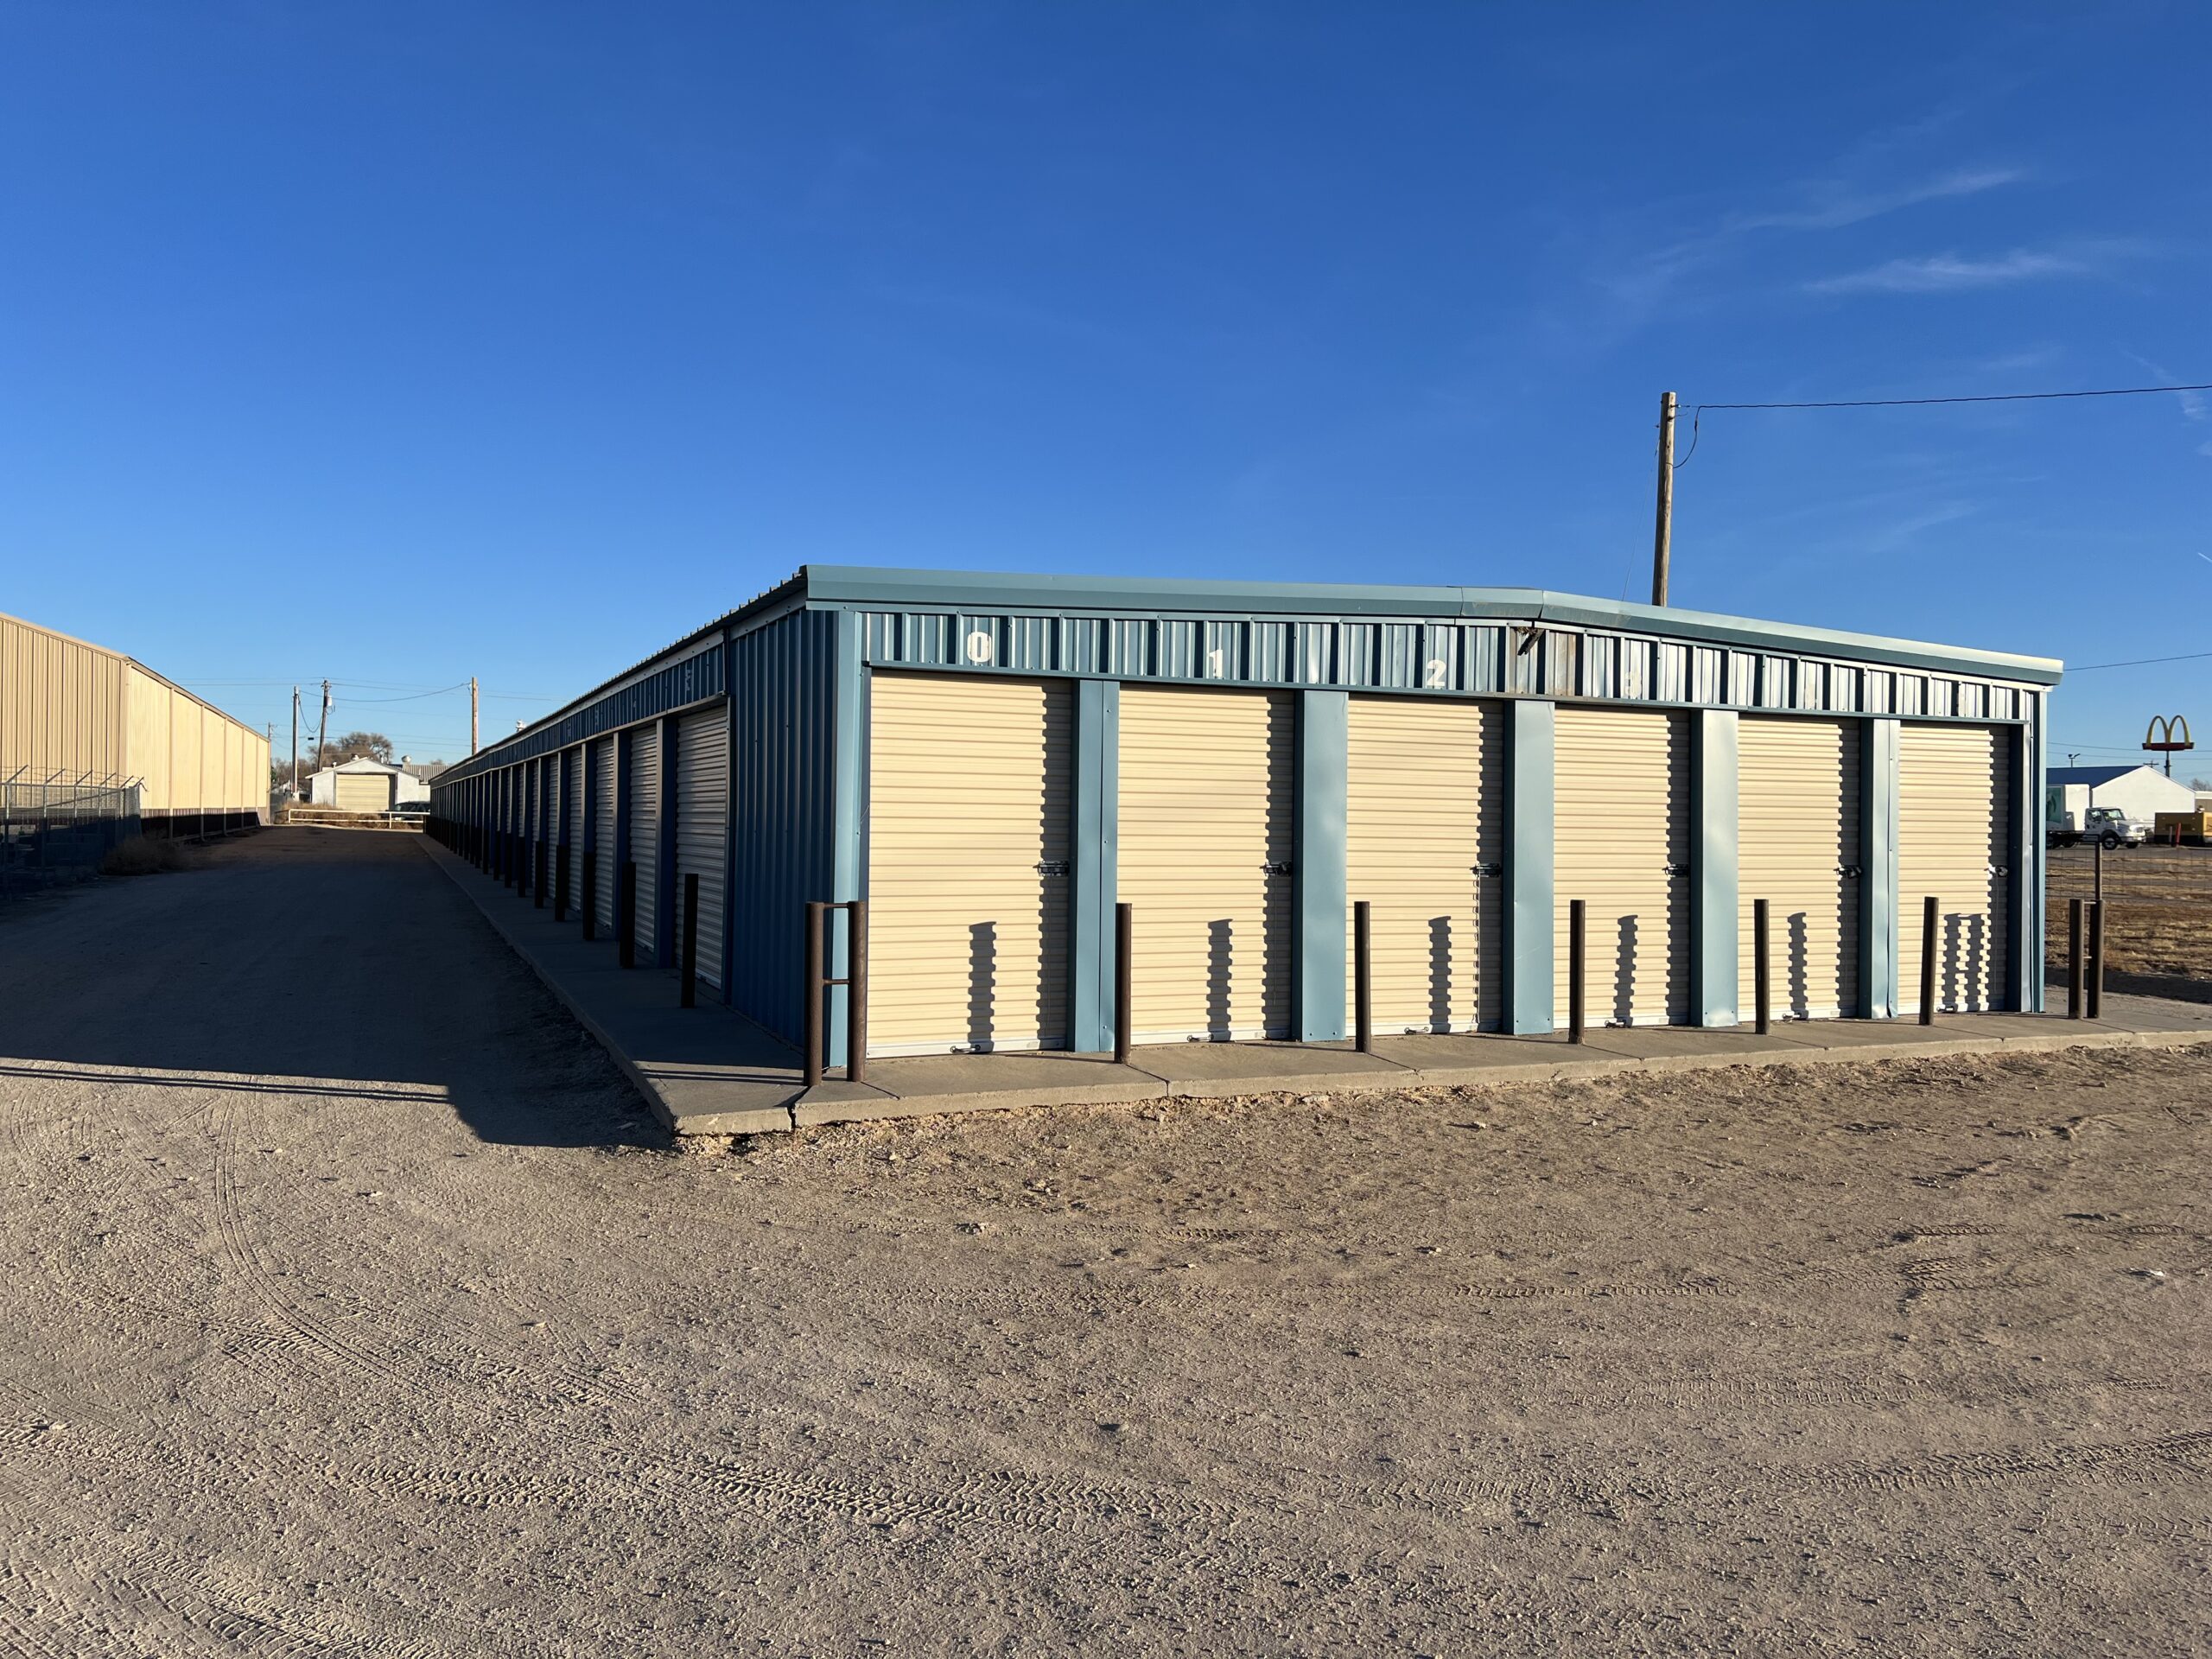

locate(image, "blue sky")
[[2, 3, 2206, 772]]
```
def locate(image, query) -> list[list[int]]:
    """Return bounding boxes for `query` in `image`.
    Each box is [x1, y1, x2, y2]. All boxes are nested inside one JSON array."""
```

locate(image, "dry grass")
[[2047, 843, 2212, 980], [99, 836, 190, 877]]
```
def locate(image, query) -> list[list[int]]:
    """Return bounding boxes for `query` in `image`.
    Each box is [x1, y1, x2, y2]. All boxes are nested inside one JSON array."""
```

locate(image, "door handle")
[[1261, 861, 1293, 875], [1663, 863, 1692, 877], [1471, 863, 1503, 877]]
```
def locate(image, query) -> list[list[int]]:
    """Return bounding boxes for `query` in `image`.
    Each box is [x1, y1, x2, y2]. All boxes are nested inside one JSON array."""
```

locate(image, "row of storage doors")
[[484, 709, 729, 990], [864, 673, 2017, 1055]]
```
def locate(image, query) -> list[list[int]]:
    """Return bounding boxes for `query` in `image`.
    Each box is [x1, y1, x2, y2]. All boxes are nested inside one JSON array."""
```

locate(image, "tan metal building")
[[1, 610, 269, 829], [434, 569, 2061, 1063]]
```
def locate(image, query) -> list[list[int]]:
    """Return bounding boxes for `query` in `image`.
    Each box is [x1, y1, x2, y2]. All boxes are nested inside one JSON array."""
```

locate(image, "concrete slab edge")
[[789, 1024, 2212, 1131], [420, 841, 800, 1136]]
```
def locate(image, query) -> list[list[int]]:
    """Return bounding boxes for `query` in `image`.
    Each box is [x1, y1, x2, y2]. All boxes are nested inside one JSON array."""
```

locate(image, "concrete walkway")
[[427, 841, 2212, 1135]]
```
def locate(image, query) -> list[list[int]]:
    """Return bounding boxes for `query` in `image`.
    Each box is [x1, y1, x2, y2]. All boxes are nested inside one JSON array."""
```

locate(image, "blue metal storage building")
[[431, 567, 2062, 1065]]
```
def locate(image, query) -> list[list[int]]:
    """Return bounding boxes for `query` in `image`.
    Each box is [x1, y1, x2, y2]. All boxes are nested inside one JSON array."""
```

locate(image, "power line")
[[2066, 648, 2212, 673], [1675, 379, 2212, 469]]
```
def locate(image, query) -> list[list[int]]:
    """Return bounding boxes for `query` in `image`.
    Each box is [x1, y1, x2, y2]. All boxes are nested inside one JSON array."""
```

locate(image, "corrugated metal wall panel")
[[1898, 722, 2011, 1014], [627, 727, 660, 960], [1738, 717, 1860, 1020], [867, 673, 1072, 1054], [1554, 707, 1690, 1026], [676, 708, 728, 991], [729, 609, 840, 1043], [1344, 696, 1503, 1033], [0, 614, 127, 785], [1117, 687, 1294, 1042], [593, 738, 618, 932]]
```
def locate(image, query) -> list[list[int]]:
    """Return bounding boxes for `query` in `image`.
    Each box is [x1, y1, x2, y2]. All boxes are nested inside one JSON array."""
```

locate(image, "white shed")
[[2044, 764, 2196, 829], [306, 756, 431, 811]]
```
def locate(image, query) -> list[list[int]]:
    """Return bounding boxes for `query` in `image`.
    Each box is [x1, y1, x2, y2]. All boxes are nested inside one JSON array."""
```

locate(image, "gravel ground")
[[1, 828, 2207, 1656]]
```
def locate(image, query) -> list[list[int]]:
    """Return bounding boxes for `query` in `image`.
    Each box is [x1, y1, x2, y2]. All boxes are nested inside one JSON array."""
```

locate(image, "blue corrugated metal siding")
[[845, 603, 2064, 722], [440, 641, 728, 787], [726, 607, 839, 1045]]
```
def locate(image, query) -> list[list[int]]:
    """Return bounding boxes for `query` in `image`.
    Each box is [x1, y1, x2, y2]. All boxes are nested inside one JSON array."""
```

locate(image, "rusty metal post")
[[1567, 899, 1586, 1044], [681, 874, 699, 1008], [845, 899, 868, 1083], [2087, 900, 2104, 1020], [2067, 898, 2083, 1020], [803, 900, 826, 1088], [1754, 897, 1771, 1036], [1918, 895, 1939, 1026], [1353, 899, 1373, 1054], [581, 849, 596, 941], [1114, 902, 1133, 1065]]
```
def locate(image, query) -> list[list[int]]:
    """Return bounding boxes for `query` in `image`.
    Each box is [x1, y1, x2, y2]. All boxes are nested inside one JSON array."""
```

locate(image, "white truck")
[[2047, 802, 2151, 849]]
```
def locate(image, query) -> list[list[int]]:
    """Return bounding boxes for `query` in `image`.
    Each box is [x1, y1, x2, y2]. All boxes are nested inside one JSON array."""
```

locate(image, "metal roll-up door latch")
[[1034, 860, 1071, 877], [1838, 864, 1865, 880], [1261, 861, 1294, 875], [1471, 862, 1503, 878], [1663, 863, 1692, 877]]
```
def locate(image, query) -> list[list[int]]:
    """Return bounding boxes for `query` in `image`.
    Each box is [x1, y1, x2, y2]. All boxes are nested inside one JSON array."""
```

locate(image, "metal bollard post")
[[2087, 900, 2104, 1020], [1918, 895, 1939, 1026], [803, 900, 826, 1088], [680, 874, 699, 1007], [555, 846, 569, 922], [618, 862, 636, 968], [846, 899, 868, 1084], [1567, 899, 1586, 1045], [2067, 898, 2082, 1020], [1114, 902, 1133, 1065], [1353, 899, 1373, 1054], [581, 850, 596, 941], [1754, 897, 1770, 1036], [534, 842, 546, 908]]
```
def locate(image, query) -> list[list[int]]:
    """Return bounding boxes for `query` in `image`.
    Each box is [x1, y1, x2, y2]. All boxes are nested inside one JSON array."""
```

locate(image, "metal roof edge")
[[797, 566, 2063, 686]]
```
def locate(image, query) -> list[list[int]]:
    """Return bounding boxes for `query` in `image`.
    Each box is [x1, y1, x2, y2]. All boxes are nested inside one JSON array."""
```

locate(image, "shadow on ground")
[[0, 827, 661, 1149]]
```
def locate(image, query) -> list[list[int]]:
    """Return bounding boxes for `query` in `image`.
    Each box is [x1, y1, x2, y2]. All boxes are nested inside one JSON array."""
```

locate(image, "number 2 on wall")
[[1424, 658, 1447, 689]]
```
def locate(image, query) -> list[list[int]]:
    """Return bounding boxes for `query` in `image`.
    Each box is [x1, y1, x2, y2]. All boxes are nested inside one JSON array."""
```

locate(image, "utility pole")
[[289, 687, 301, 798], [315, 679, 331, 785], [1650, 391, 1678, 607], [471, 677, 480, 756]]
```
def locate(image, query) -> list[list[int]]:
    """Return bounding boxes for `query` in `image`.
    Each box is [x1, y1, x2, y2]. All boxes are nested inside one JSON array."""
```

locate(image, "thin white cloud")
[[2120, 351, 2207, 423], [1808, 241, 2141, 296], [1735, 165, 2030, 235]]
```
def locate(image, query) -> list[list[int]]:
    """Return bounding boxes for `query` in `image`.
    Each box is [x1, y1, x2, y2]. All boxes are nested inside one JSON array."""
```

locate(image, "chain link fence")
[[1, 771, 143, 899]]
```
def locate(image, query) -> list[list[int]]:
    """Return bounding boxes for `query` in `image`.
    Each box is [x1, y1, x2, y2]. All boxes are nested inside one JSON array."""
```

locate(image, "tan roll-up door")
[[1344, 696, 1504, 1033], [334, 770, 390, 813], [1898, 722, 2010, 1014], [1118, 686, 1294, 1043], [1738, 717, 1860, 1020], [867, 673, 1072, 1053], [1554, 707, 1690, 1026], [676, 708, 728, 991], [594, 737, 619, 933], [627, 727, 660, 960]]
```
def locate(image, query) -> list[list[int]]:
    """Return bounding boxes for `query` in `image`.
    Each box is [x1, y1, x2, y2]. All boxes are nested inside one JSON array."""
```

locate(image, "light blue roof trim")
[[797, 565, 2064, 687]]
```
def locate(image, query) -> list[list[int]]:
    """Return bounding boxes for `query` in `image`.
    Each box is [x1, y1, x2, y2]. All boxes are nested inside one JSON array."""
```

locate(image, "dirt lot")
[[2049, 842, 2212, 988], [1, 830, 2207, 1656]]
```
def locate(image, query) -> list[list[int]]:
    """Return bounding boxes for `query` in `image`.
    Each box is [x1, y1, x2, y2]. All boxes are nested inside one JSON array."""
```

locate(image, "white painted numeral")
[[965, 630, 994, 664], [1424, 658, 1447, 689], [1207, 648, 1225, 678]]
